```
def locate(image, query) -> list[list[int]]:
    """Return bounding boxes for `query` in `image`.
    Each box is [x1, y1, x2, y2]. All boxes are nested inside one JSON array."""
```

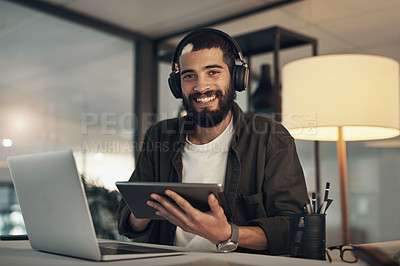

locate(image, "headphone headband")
[[171, 28, 246, 71]]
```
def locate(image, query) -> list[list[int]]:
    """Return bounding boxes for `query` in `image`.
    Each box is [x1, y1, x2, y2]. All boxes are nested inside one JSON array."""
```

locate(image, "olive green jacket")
[[118, 102, 308, 255]]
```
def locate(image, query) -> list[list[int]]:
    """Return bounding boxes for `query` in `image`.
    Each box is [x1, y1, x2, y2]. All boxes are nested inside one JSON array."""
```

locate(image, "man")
[[118, 28, 308, 254]]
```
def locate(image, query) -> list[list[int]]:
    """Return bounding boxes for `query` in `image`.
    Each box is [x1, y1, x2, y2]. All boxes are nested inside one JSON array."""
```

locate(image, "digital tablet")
[[116, 182, 231, 220]]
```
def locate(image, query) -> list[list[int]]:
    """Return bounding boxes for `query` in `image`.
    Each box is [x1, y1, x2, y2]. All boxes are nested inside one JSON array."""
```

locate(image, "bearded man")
[[118, 28, 308, 255]]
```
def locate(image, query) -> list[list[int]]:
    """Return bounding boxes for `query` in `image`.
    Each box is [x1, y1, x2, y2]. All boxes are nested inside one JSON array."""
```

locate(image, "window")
[[0, 1, 134, 239]]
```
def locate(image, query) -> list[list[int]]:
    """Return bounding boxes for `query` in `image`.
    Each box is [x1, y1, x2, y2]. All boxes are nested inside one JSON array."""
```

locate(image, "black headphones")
[[168, 28, 249, 99]]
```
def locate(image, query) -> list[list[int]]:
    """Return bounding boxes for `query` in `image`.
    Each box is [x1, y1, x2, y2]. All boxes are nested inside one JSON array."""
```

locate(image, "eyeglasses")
[[394, 250, 400, 262], [326, 245, 357, 263]]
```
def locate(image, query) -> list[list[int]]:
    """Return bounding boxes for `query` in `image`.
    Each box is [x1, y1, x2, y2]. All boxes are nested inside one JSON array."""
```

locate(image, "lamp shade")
[[282, 54, 400, 141]]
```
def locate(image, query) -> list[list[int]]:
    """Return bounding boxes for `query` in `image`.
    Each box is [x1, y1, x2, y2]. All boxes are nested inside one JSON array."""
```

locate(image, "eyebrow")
[[181, 64, 224, 75]]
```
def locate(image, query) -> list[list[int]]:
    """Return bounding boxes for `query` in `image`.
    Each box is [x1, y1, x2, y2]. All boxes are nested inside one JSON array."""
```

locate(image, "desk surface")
[[1, 239, 397, 266]]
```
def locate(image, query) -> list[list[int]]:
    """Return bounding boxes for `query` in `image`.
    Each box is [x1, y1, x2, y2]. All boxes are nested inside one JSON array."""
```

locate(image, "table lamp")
[[281, 54, 400, 244]]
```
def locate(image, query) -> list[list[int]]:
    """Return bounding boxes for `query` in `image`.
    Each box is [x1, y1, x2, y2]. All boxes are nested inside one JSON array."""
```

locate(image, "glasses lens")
[[342, 247, 357, 263], [326, 247, 341, 262]]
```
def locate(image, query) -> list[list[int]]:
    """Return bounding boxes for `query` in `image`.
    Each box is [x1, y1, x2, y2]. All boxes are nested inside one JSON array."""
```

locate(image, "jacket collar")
[[231, 101, 245, 147]]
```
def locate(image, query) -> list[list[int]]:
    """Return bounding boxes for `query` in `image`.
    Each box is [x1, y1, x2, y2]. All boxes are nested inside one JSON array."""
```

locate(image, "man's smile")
[[195, 94, 216, 103], [190, 90, 221, 108]]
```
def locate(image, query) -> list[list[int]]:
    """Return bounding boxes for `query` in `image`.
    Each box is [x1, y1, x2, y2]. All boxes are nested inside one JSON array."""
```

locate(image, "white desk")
[[1, 239, 397, 266], [0, 240, 336, 266]]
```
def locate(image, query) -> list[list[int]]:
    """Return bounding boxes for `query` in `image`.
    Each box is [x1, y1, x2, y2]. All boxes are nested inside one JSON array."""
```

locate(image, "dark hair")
[[177, 30, 236, 75]]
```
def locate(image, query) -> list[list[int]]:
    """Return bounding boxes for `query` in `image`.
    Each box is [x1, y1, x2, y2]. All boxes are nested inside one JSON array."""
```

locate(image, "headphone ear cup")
[[168, 72, 182, 99], [233, 65, 249, 92]]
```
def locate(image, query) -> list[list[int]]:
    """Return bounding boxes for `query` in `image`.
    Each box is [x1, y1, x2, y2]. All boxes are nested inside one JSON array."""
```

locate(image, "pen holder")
[[290, 213, 326, 260]]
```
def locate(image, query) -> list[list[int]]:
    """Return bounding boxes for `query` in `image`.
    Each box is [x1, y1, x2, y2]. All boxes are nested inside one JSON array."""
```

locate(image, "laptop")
[[7, 149, 185, 261]]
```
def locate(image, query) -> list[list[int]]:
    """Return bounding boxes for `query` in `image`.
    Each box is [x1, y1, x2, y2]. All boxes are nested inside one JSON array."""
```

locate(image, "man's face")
[[179, 48, 235, 128]]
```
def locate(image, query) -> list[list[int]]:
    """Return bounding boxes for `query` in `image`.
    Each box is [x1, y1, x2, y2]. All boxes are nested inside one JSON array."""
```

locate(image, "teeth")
[[196, 95, 216, 103]]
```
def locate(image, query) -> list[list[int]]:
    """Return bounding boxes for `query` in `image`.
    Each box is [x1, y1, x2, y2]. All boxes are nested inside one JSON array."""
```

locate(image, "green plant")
[[81, 175, 122, 240]]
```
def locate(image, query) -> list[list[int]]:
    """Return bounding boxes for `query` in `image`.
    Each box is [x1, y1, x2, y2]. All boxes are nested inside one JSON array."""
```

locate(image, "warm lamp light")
[[282, 54, 400, 244]]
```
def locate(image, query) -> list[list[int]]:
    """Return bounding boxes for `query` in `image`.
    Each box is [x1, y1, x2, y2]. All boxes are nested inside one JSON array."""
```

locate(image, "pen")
[[319, 201, 328, 214], [306, 201, 312, 214], [303, 204, 308, 214], [323, 182, 330, 202], [312, 192, 317, 214], [324, 198, 333, 213], [318, 182, 330, 213]]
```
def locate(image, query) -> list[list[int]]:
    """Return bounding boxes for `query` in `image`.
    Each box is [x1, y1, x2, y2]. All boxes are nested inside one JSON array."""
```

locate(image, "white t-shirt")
[[174, 117, 234, 251]]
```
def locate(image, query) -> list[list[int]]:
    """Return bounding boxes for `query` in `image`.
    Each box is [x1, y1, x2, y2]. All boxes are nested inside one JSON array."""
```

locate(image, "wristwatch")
[[216, 223, 239, 252]]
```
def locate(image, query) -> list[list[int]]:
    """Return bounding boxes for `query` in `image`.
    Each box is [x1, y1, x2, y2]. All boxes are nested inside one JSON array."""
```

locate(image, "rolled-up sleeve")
[[248, 136, 308, 254]]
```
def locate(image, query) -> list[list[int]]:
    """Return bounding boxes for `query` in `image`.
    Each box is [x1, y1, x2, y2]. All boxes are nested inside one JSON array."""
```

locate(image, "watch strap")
[[216, 223, 239, 252], [230, 223, 239, 244]]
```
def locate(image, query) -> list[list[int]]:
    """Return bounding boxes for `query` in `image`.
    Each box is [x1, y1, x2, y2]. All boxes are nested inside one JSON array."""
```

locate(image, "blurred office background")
[[0, 0, 399, 245]]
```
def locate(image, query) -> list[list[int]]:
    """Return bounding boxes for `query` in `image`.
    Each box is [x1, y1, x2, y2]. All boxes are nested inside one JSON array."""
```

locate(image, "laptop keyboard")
[[99, 242, 178, 255]]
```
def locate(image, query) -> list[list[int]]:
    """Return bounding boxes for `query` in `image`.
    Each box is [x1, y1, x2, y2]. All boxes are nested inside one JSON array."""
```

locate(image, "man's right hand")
[[129, 212, 151, 232]]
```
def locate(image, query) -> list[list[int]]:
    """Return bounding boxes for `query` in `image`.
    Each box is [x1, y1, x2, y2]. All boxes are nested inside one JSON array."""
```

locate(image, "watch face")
[[218, 241, 238, 252]]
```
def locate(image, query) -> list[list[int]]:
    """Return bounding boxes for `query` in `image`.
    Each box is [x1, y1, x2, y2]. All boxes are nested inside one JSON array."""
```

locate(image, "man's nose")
[[195, 75, 210, 93]]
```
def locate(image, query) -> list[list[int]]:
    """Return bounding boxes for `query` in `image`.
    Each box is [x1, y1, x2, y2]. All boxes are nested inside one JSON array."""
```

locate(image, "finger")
[[147, 198, 180, 222], [164, 190, 198, 216], [208, 193, 224, 216], [147, 197, 186, 228], [150, 193, 188, 218], [146, 199, 168, 215]]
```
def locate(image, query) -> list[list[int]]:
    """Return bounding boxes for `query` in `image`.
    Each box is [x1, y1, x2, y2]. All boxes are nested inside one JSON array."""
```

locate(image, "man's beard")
[[182, 85, 236, 128]]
